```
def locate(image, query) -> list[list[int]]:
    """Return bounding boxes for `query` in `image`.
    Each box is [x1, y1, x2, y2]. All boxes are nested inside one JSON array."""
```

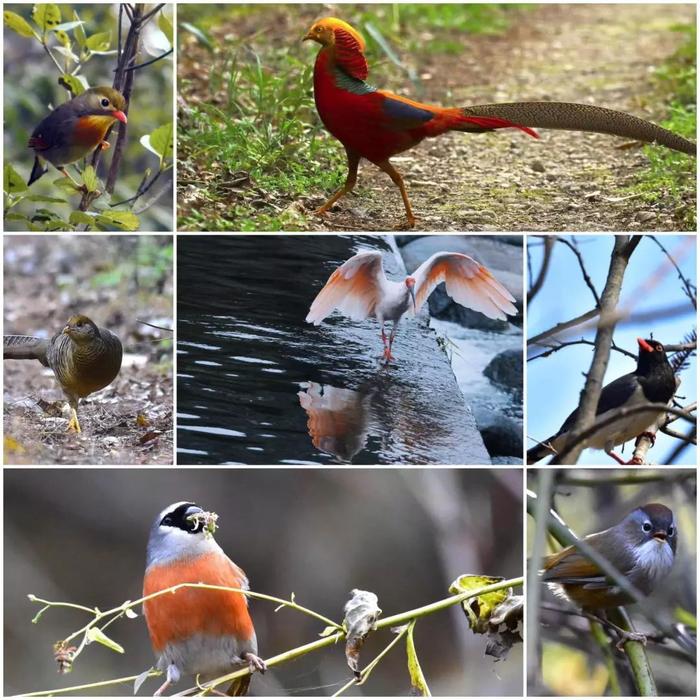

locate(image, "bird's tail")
[[462, 102, 696, 155], [27, 156, 48, 186], [4, 335, 50, 365], [456, 112, 539, 139]]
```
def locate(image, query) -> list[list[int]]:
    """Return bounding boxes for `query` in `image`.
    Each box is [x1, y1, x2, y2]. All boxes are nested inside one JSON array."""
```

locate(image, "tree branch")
[[555, 236, 641, 464], [527, 236, 554, 304]]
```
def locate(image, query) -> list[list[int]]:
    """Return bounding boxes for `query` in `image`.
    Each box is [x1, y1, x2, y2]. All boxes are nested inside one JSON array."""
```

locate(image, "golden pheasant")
[[304, 17, 696, 228]]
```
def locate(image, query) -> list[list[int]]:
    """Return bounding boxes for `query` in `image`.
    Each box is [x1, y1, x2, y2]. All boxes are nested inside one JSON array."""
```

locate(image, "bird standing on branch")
[[303, 18, 696, 228], [306, 250, 516, 361], [3, 314, 122, 433], [143, 502, 266, 696], [527, 338, 677, 465], [541, 503, 676, 646], [27, 86, 128, 186]]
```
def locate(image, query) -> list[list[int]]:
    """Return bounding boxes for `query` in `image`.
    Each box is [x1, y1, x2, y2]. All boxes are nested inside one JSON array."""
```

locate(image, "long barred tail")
[[3, 335, 50, 364], [461, 101, 696, 155]]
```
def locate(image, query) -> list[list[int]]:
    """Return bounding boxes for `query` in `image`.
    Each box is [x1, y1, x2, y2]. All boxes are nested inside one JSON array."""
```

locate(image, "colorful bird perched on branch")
[[27, 87, 127, 186], [304, 18, 696, 228]]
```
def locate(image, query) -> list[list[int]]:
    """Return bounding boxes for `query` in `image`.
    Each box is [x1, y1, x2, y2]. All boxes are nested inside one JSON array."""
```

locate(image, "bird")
[[527, 338, 676, 465], [303, 17, 696, 228], [143, 502, 266, 696], [541, 503, 676, 644], [3, 314, 122, 433], [27, 86, 127, 186], [306, 250, 517, 361]]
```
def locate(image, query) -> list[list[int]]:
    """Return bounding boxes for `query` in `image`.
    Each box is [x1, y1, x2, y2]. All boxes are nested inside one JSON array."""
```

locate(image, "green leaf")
[[82, 165, 98, 193], [86, 627, 124, 654], [73, 10, 86, 48], [53, 176, 81, 193], [4, 163, 28, 193], [85, 31, 111, 52], [69, 211, 96, 227], [319, 625, 339, 637], [58, 73, 86, 96], [158, 11, 173, 43], [449, 575, 510, 633], [53, 45, 79, 62], [32, 4, 61, 32], [141, 123, 173, 165], [179, 22, 214, 51], [124, 607, 138, 619], [26, 194, 68, 203], [50, 19, 85, 33], [96, 210, 140, 231], [53, 29, 70, 47], [5, 212, 30, 222], [4, 10, 37, 38], [406, 621, 431, 696]]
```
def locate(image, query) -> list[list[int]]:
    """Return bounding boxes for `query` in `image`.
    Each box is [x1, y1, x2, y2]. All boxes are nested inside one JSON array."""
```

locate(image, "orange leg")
[[315, 148, 360, 216], [376, 159, 416, 229], [58, 167, 82, 187], [100, 140, 111, 151]]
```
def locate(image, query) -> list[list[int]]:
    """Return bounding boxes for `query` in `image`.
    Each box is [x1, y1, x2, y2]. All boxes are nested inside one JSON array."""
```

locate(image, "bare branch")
[[556, 236, 601, 307], [556, 236, 641, 464], [527, 236, 554, 304]]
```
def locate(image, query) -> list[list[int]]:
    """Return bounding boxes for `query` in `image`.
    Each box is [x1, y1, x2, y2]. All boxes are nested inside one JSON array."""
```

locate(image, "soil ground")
[[3, 237, 173, 465]]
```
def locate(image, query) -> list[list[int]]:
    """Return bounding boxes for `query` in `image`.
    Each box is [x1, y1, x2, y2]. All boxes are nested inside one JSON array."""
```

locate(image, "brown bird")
[[3, 314, 123, 432]]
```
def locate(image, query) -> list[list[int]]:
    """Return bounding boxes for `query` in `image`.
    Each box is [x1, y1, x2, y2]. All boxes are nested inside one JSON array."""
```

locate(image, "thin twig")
[[527, 236, 554, 304], [556, 236, 601, 307]]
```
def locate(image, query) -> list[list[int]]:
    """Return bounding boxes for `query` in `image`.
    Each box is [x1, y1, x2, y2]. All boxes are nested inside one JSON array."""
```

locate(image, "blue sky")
[[527, 235, 697, 465]]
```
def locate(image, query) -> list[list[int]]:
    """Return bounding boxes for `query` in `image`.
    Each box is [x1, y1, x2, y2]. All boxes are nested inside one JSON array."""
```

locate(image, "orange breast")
[[143, 552, 255, 652], [73, 114, 117, 149]]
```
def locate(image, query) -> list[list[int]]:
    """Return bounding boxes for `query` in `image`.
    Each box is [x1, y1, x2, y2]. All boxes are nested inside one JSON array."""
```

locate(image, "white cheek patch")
[[633, 538, 674, 585]]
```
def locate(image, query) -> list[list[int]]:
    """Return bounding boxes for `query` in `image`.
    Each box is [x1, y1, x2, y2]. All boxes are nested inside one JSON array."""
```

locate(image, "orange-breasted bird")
[[27, 86, 127, 186], [143, 502, 266, 696], [304, 18, 696, 228]]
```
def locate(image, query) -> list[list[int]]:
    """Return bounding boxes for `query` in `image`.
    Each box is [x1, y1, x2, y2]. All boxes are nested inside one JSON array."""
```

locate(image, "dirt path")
[[309, 4, 696, 232]]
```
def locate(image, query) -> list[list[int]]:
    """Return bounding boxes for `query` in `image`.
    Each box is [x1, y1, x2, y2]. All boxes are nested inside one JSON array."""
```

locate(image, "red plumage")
[[304, 17, 537, 226]]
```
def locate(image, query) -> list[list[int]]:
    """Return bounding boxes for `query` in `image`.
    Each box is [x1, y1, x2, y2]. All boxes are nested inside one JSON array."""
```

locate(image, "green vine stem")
[[24, 576, 522, 697]]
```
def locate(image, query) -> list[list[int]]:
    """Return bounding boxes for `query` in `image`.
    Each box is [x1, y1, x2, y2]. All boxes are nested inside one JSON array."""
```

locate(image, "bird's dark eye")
[[100, 97, 110, 108], [668, 525, 675, 537], [161, 515, 173, 526], [642, 521, 652, 532], [77, 320, 83, 327]]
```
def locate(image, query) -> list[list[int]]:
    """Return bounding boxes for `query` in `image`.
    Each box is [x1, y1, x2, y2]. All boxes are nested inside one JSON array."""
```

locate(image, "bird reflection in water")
[[298, 381, 371, 463]]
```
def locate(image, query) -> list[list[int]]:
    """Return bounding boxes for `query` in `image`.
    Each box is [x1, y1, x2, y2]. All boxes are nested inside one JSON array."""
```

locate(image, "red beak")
[[113, 110, 128, 125], [637, 337, 653, 353]]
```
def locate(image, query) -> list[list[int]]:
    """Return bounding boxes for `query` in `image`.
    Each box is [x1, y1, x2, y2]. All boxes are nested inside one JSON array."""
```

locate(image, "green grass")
[[630, 22, 696, 229], [176, 4, 526, 230]]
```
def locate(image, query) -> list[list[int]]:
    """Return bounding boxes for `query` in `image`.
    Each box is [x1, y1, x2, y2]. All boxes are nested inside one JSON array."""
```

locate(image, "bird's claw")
[[638, 431, 657, 447], [67, 409, 82, 433], [615, 630, 647, 650], [243, 652, 267, 674], [100, 140, 111, 151]]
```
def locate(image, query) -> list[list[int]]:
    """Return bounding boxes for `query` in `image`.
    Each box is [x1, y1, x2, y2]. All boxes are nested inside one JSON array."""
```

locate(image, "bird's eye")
[[100, 97, 110, 108], [668, 525, 675, 537], [316, 27, 322, 33], [77, 320, 83, 327], [642, 521, 652, 532], [162, 515, 172, 526]]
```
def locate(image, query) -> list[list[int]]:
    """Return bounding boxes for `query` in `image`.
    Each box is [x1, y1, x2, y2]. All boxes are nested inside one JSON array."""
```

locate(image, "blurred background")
[[527, 234, 697, 465], [4, 3, 173, 231], [527, 468, 696, 696], [4, 235, 173, 464], [4, 468, 523, 696]]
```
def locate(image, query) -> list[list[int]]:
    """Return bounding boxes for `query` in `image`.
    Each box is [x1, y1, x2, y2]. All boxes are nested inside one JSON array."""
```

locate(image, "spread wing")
[[306, 251, 387, 324], [412, 252, 517, 320]]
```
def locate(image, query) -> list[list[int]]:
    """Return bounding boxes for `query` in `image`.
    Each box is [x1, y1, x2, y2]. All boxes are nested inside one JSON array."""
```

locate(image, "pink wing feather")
[[412, 252, 517, 321], [306, 251, 386, 325]]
